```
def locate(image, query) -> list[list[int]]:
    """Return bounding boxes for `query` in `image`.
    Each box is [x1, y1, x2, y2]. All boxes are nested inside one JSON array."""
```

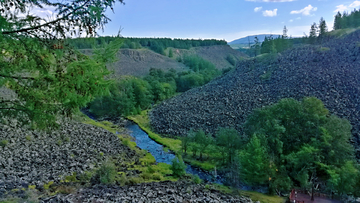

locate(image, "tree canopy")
[[0, 0, 124, 128], [241, 97, 357, 195]]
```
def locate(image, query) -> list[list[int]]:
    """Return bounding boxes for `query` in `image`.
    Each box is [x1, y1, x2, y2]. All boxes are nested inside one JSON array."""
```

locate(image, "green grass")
[[127, 111, 182, 153], [240, 191, 286, 203], [327, 27, 358, 38], [183, 157, 217, 171], [203, 184, 285, 203], [128, 110, 220, 171], [317, 47, 330, 52]]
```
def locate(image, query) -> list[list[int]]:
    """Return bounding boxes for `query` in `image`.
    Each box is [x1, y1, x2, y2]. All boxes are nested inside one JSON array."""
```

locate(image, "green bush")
[[0, 139, 8, 147], [96, 161, 117, 184], [170, 156, 186, 178], [226, 55, 237, 66], [192, 175, 202, 184]]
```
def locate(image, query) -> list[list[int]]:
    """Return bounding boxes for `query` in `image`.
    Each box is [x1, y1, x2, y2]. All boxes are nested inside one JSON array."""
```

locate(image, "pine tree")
[[334, 12, 342, 30], [318, 17, 328, 37], [309, 23, 318, 44], [0, 0, 124, 129]]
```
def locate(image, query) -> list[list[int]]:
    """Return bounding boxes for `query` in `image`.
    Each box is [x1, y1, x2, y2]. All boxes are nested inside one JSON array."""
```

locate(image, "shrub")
[[226, 55, 237, 66], [170, 156, 186, 178], [140, 172, 153, 180], [43, 181, 54, 190], [192, 175, 202, 184], [0, 139, 8, 147], [96, 161, 117, 184], [152, 173, 163, 180], [128, 177, 144, 185], [78, 171, 93, 182]]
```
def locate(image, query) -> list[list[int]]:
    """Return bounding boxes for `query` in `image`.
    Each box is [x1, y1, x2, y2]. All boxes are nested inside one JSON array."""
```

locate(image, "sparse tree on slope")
[[319, 17, 328, 37], [309, 22, 318, 44]]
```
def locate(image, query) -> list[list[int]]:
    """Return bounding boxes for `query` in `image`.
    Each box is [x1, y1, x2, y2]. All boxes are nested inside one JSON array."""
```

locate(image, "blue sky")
[[33, 0, 360, 42], [99, 0, 360, 42]]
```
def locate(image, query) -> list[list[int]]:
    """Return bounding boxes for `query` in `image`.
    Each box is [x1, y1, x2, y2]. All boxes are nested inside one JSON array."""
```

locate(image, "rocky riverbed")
[[42, 180, 252, 203]]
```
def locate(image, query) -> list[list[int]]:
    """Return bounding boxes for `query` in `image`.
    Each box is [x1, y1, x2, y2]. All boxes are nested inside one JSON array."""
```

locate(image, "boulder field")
[[150, 30, 360, 156], [0, 120, 138, 195], [42, 180, 252, 203]]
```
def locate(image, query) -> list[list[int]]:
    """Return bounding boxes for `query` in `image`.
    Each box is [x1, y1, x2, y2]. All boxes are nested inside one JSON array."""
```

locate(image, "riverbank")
[[127, 110, 286, 203], [127, 110, 220, 171]]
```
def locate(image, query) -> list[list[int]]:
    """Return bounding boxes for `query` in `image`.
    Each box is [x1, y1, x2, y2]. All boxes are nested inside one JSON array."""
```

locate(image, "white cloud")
[[290, 5, 317, 16], [29, 5, 56, 19], [289, 19, 294, 22], [334, 4, 348, 13], [334, 1, 360, 13], [246, 0, 295, 2], [296, 17, 301, 20], [350, 1, 360, 8], [254, 7, 262, 12], [263, 9, 278, 17]]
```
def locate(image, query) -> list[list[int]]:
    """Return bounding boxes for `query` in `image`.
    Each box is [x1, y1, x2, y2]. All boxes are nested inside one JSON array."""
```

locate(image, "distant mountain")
[[228, 34, 281, 45]]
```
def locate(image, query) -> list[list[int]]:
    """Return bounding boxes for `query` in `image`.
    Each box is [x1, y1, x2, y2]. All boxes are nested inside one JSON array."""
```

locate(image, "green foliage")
[[327, 161, 358, 196], [239, 135, 270, 186], [242, 97, 357, 194], [333, 9, 360, 30], [43, 181, 54, 190], [89, 54, 220, 118], [139, 153, 156, 166], [0, 0, 124, 129], [226, 55, 237, 66], [319, 17, 328, 37], [25, 135, 32, 141], [95, 161, 117, 184], [216, 127, 244, 164], [260, 35, 292, 54], [192, 175, 202, 184], [168, 48, 174, 58], [170, 156, 186, 178], [68, 36, 227, 51], [0, 140, 8, 147]]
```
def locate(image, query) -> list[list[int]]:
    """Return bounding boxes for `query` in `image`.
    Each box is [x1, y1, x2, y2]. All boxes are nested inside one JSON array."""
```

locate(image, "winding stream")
[[82, 110, 222, 184], [124, 124, 223, 184]]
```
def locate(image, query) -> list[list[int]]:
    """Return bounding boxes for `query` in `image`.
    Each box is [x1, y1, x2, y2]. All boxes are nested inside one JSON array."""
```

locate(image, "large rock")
[[150, 30, 360, 156]]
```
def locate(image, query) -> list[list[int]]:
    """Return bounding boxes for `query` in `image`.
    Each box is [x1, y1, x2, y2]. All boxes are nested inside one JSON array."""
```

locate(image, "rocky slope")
[[150, 30, 360, 156], [42, 181, 252, 203], [0, 120, 138, 195], [81, 45, 246, 77]]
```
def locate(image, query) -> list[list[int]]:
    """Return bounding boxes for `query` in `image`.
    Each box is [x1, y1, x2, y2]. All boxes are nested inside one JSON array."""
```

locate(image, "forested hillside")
[[76, 37, 246, 77]]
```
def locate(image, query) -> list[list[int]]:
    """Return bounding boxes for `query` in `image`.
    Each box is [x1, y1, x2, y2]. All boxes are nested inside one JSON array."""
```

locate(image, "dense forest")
[[334, 9, 360, 30], [179, 98, 359, 196], [88, 55, 225, 118], [67, 37, 227, 55]]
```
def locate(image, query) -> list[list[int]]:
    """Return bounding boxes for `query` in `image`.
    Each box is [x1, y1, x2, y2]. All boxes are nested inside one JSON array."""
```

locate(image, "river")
[[124, 124, 223, 184]]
